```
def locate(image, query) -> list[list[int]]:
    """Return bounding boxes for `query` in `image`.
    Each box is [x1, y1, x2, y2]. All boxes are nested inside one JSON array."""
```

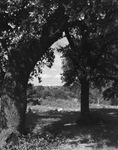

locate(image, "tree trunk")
[[0, 40, 55, 147], [0, 5, 67, 147], [76, 77, 90, 125], [0, 41, 42, 146], [81, 77, 90, 119]]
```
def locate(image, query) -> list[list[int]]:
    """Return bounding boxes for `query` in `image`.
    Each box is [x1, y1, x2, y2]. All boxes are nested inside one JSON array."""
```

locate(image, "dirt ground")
[[25, 100, 118, 150]]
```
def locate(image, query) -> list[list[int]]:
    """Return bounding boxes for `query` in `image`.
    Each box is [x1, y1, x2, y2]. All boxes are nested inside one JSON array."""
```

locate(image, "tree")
[[27, 83, 36, 99], [0, 0, 69, 146], [0, 0, 118, 146], [60, 0, 118, 125], [103, 82, 118, 105]]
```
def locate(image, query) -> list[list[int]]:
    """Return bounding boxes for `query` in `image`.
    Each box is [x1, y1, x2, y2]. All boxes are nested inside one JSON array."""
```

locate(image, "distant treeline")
[[27, 84, 79, 100], [27, 84, 111, 105]]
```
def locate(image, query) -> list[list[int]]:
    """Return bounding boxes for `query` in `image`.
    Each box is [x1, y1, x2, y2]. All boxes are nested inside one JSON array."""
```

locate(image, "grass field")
[[2, 98, 118, 149], [25, 99, 118, 150]]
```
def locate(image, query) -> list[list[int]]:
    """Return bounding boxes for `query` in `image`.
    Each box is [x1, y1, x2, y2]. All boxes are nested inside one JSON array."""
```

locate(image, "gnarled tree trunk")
[[0, 5, 67, 147], [0, 40, 45, 146]]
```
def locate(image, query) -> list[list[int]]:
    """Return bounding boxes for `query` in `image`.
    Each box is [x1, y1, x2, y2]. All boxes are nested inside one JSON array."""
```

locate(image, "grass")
[[2, 99, 118, 149]]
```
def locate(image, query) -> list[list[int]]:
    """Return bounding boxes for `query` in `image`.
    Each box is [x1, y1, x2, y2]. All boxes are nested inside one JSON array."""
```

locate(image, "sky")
[[32, 38, 68, 86]]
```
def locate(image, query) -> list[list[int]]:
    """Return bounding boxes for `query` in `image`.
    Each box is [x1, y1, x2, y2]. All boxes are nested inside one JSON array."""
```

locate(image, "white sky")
[[32, 37, 68, 86]]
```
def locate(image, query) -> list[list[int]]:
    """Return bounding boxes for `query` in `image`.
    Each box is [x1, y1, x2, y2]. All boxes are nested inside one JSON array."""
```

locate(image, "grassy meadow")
[[25, 99, 118, 150], [2, 85, 118, 150], [3, 98, 118, 150]]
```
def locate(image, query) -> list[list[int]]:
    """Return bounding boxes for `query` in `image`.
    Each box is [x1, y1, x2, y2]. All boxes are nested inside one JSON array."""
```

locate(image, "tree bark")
[[0, 5, 68, 147], [76, 77, 90, 125], [0, 40, 43, 146], [81, 77, 90, 118]]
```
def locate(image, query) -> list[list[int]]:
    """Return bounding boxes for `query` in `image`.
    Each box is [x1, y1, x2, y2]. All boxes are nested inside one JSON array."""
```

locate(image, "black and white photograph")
[[0, 0, 118, 149]]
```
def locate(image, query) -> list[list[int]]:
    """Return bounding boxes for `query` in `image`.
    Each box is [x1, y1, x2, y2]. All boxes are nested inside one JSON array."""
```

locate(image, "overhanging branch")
[[65, 28, 76, 51]]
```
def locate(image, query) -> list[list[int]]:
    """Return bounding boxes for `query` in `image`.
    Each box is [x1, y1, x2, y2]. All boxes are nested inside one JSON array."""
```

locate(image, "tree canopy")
[[0, 0, 67, 82], [1, 0, 118, 146], [59, 0, 118, 89], [55, 0, 118, 124], [1, 0, 118, 82]]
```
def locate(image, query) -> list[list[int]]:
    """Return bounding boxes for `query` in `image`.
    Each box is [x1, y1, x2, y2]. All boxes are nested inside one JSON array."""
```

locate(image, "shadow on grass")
[[26, 108, 118, 149]]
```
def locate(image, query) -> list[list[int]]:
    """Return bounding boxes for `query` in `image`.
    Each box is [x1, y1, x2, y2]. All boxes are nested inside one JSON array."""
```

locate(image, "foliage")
[[89, 88, 102, 104], [27, 85, 106, 106], [1, 0, 118, 85], [27, 83, 37, 98], [27, 85, 78, 100], [0, 0, 65, 83], [103, 82, 118, 105], [58, 0, 118, 103]]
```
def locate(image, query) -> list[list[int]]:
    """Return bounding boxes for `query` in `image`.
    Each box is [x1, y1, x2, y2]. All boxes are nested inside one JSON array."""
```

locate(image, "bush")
[[52, 88, 68, 99], [27, 98, 42, 106], [110, 98, 118, 106], [42, 89, 52, 99], [27, 85, 79, 100]]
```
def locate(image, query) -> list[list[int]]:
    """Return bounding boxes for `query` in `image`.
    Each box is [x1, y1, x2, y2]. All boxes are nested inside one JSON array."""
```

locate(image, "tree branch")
[[65, 28, 76, 51], [40, 5, 68, 49]]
